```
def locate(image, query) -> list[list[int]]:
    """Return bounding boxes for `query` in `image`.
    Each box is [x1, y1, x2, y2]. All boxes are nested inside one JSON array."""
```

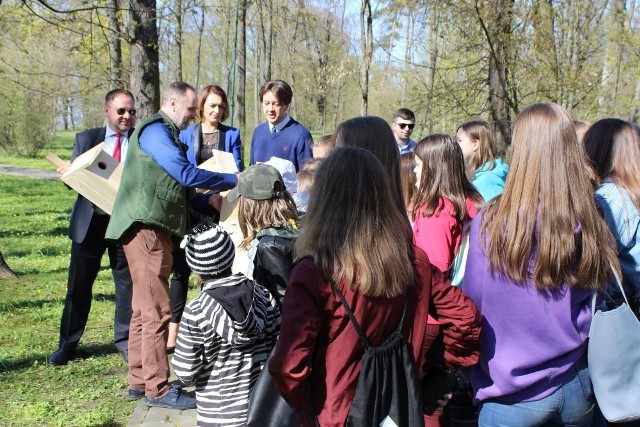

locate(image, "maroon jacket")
[[268, 247, 481, 427]]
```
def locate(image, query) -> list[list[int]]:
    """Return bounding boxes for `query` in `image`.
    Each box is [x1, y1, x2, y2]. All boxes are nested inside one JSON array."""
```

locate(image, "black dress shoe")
[[48, 349, 75, 366]]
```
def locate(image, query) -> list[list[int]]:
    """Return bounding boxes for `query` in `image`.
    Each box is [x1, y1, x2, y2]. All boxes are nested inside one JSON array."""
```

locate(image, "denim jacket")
[[595, 180, 640, 302]]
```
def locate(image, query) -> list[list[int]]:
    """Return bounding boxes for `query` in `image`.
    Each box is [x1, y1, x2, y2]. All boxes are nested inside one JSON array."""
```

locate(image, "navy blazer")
[[67, 127, 132, 244], [179, 123, 243, 171]]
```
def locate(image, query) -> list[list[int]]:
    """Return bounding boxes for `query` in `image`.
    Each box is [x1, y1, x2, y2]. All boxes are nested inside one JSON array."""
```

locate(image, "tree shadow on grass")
[[0, 227, 68, 239], [0, 297, 65, 312], [0, 342, 120, 373], [0, 293, 115, 312]]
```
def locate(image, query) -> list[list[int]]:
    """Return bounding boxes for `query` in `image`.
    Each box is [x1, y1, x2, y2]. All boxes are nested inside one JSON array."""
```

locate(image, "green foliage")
[[0, 85, 54, 158], [0, 131, 75, 169]]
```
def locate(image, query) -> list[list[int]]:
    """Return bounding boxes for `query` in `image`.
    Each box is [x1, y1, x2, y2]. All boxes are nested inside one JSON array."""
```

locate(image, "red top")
[[268, 247, 481, 427], [413, 197, 478, 273]]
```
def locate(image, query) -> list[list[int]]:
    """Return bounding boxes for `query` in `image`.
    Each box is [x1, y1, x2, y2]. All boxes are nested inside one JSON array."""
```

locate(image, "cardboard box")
[[47, 143, 122, 215]]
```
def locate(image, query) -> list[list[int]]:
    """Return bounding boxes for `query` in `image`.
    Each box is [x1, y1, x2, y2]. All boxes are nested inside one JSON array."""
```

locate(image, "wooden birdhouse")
[[47, 143, 122, 215]]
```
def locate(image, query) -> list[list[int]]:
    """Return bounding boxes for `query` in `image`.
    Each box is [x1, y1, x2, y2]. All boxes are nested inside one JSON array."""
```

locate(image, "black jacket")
[[253, 232, 297, 306]]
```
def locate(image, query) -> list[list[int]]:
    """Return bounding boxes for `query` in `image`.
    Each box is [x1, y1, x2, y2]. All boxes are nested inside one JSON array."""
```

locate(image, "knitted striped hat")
[[180, 220, 235, 276]]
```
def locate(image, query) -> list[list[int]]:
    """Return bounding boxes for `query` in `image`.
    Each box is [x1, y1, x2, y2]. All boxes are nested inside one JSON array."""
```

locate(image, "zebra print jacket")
[[172, 273, 280, 427]]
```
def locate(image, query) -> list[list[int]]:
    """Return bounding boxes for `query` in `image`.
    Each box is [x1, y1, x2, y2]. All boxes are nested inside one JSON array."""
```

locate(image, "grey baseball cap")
[[226, 163, 285, 202]]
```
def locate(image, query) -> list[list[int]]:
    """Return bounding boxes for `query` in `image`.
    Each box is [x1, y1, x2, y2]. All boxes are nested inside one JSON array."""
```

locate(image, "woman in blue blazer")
[[180, 84, 243, 171], [167, 85, 243, 352]]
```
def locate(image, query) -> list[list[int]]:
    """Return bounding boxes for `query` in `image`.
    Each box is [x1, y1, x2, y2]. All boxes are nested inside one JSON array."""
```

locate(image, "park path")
[[0, 164, 58, 180], [0, 164, 196, 426], [127, 367, 197, 427]]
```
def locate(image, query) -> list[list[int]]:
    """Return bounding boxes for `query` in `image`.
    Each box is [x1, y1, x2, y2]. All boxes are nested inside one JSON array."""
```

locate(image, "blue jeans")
[[479, 357, 594, 427]]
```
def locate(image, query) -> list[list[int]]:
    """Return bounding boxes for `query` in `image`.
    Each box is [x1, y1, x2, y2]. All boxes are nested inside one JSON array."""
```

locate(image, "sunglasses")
[[396, 123, 415, 130], [113, 107, 136, 116]]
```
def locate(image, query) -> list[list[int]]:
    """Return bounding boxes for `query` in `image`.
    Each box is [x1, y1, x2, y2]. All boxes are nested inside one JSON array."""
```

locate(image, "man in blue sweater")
[[249, 80, 312, 172]]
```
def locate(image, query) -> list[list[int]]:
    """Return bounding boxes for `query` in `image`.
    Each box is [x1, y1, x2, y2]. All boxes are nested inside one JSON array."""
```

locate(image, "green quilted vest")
[[106, 111, 189, 241]]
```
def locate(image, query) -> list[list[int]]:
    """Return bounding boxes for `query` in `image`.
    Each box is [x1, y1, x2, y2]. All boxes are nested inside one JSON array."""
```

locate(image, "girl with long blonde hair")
[[464, 103, 619, 426]]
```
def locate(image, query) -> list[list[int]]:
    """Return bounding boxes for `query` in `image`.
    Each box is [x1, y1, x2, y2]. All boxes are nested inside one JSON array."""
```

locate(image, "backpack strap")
[[329, 281, 410, 350]]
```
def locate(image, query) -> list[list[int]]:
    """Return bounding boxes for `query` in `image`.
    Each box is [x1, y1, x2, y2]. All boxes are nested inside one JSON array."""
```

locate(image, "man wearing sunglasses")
[[49, 89, 136, 366], [391, 108, 417, 154]]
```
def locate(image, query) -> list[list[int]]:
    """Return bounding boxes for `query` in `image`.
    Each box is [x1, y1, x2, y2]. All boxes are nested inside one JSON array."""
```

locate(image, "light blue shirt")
[[269, 114, 292, 134], [596, 179, 640, 301], [398, 138, 416, 154], [103, 125, 129, 163]]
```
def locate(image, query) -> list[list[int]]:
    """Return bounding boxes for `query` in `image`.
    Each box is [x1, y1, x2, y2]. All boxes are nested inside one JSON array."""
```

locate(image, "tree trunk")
[[106, 0, 123, 88], [257, 0, 273, 83], [360, 0, 373, 116], [235, 0, 247, 167], [194, 4, 205, 89], [631, 77, 640, 123], [0, 249, 17, 279], [532, 0, 559, 102], [62, 97, 69, 130], [384, 8, 398, 75], [400, 8, 413, 105], [174, 0, 183, 82], [597, 0, 625, 116], [129, 0, 160, 118], [424, 4, 439, 135], [476, 0, 516, 146], [316, 13, 332, 132]]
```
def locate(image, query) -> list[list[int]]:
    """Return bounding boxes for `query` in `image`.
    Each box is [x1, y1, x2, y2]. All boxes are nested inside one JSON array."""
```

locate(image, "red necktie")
[[112, 133, 122, 162]]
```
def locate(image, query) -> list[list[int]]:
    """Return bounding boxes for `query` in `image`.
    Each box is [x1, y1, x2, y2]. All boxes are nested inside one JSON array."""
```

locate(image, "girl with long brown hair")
[[412, 134, 483, 273], [464, 103, 620, 426], [269, 147, 481, 427], [584, 118, 640, 314], [331, 116, 407, 215]]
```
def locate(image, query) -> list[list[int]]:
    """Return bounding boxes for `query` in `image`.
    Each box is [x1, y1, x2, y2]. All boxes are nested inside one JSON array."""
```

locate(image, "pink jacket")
[[413, 197, 478, 273]]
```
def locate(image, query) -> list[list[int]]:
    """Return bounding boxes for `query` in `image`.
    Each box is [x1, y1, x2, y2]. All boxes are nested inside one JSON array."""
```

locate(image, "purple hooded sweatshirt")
[[463, 212, 593, 403]]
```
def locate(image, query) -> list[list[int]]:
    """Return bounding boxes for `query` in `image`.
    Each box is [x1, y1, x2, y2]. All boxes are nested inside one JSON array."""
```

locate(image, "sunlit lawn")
[[0, 133, 135, 426]]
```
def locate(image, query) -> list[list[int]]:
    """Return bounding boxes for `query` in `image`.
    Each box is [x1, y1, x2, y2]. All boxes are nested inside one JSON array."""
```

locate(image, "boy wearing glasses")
[[392, 108, 417, 154], [49, 89, 136, 366]]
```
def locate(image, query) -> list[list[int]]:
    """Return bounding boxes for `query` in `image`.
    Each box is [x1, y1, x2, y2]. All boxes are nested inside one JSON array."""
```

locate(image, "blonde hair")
[[482, 103, 619, 290], [238, 192, 298, 250], [295, 147, 414, 298], [296, 168, 316, 194]]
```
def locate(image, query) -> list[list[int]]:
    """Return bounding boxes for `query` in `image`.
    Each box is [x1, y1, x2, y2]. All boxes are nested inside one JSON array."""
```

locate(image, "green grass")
[[0, 174, 139, 426], [0, 131, 139, 426]]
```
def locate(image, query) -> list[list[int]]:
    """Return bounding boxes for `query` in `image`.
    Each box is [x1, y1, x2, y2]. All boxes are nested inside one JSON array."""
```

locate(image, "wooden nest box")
[[47, 143, 122, 215]]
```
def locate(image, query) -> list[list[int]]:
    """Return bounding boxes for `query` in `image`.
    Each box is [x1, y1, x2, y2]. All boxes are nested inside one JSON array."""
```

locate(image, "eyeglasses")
[[112, 107, 136, 116], [396, 123, 415, 130]]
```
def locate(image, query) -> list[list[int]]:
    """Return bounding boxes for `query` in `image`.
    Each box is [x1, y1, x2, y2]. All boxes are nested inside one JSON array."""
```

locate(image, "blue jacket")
[[180, 123, 243, 171], [596, 180, 640, 301], [472, 158, 508, 202]]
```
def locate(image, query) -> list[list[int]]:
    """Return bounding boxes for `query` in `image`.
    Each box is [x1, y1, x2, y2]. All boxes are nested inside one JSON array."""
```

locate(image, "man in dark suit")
[[49, 89, 136, 365]]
